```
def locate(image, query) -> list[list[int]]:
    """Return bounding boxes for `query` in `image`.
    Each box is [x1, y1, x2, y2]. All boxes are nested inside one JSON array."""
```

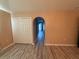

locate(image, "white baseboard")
[[31, 43, 77, 46], [45, 44, 77, 46], [10, 42, 76, 46], [0, 42, 15, 51]]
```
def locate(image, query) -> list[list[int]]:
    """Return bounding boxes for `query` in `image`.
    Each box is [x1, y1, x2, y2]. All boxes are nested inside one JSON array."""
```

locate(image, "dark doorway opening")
[[33, 17, 45, 46]]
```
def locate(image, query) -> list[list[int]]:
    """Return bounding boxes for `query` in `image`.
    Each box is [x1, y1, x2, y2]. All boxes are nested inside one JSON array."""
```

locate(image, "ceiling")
[[9, 0, 79, 12]]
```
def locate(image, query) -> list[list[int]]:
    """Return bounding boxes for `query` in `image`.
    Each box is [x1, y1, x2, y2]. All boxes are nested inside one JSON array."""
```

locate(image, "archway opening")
[[33, 17, 45, 46]]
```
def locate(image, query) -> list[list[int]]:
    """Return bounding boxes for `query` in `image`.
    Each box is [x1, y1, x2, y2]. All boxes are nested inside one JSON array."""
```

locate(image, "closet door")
[[12, 17, 33, 44]]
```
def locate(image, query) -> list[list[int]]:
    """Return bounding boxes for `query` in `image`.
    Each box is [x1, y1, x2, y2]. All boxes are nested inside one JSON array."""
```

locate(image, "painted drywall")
[[0, 0, 10, 11], [9, 0, 79, 12], [13, 10, 79, 45], [0, 10, 13, 49]]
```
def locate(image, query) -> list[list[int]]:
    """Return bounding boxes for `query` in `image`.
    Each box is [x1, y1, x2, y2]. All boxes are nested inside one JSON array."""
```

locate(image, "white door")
[[12, 17, 33, 44]]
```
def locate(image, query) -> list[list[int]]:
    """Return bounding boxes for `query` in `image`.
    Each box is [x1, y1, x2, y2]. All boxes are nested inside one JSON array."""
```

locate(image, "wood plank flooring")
[[0, 44, 79, 59]]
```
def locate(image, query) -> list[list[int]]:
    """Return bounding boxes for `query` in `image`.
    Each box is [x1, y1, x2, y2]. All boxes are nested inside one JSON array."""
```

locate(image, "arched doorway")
[[33, 17, 45, 46]]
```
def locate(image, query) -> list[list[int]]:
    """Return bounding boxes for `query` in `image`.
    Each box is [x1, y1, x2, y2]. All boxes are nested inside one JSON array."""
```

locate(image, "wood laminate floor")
[[0, 44, 79, 59]]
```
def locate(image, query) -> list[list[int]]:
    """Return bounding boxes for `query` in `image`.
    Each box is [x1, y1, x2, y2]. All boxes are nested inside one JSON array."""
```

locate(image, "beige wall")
[[0, 0, 10, 11], [14, 10, 79, 45], [0, 10, 13, 49]]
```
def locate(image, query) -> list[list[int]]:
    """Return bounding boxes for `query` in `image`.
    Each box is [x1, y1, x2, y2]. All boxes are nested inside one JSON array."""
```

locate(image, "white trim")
[[45, 44, 77, 46], [0, 42, 15, 52], [0, 8, 12, 14]]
